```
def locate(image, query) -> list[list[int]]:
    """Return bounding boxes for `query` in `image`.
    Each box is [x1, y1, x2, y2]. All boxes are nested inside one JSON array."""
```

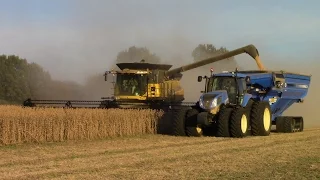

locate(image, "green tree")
[[116, 46, 161, 64], [191, 44, 240, 72]]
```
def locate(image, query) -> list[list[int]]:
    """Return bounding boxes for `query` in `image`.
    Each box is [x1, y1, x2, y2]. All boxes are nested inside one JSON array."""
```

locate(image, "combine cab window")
[[207, 77, 238, 104], [115, 74, 147, 96]]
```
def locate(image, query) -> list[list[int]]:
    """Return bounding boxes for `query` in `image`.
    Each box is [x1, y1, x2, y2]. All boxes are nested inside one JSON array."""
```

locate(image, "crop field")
[[0, 105, 163, 145], [0, 105, 319, 179]]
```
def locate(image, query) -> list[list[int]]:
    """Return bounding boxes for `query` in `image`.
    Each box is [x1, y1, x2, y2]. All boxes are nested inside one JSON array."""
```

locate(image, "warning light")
[[210, 68, 214, 72]]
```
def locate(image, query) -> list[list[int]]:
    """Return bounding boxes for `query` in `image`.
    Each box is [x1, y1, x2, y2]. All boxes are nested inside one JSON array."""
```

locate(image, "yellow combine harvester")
[[23, 44, 264, 110]]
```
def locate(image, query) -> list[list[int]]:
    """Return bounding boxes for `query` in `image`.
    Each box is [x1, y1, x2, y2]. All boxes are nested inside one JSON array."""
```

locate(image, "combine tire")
[[171, 109, 187, 136], [250, 101, 272, 136], [185, 109, 202, 137], [215, 108, 233, 137], [230, 107, 249, 138]]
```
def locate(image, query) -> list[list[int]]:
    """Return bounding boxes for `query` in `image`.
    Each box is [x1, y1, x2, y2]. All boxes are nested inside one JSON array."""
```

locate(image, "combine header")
[[23, 44, 311, 137]]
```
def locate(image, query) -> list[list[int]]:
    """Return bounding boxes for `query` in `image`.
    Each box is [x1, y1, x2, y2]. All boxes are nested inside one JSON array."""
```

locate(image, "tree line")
[[0, 44, 239, 104]]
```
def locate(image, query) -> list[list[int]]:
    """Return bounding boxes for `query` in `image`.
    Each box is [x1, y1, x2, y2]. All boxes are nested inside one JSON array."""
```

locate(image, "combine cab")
[[178, 69, 311, 137]]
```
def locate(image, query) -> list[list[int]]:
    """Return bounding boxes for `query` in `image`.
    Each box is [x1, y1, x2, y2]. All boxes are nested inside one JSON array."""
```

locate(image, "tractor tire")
[[171, 109, 187, 136], [250, 101, 272, 136], [283, 117, 294, 133], [230, 107, 249, 138], [215, 108, 233, 137], [185, 109, 202, 137]]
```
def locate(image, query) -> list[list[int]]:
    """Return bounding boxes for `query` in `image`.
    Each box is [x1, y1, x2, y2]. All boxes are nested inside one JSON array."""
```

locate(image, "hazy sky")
[[0, 0, 319, 83]]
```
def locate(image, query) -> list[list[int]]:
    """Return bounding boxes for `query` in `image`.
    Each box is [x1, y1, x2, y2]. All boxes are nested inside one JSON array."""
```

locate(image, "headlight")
[[199, 94, 219, 110]]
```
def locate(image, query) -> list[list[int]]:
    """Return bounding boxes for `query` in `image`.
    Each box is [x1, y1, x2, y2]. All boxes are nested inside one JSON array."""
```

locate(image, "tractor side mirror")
[[198, 76, 203, 82]]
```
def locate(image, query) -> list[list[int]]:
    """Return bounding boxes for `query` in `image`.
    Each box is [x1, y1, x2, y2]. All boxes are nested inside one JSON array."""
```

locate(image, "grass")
[[0, 128, 319, 179]]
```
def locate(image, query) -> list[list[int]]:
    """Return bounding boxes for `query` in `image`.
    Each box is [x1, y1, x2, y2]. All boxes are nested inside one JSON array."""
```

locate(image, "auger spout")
[[165, 44, 265, 78]]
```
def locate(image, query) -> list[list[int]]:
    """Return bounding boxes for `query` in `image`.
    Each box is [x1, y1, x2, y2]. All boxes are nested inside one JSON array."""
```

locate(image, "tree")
[[115, 46, 161, 64], [191, 44, 240, 72]]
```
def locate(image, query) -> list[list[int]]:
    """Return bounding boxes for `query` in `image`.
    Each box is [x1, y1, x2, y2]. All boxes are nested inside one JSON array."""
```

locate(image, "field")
[[0, 128, 319, 179], [0, 105, 319, 179]]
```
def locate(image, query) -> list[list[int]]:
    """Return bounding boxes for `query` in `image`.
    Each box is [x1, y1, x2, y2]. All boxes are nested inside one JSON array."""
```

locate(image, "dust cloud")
[[1, 1, 319, 128]]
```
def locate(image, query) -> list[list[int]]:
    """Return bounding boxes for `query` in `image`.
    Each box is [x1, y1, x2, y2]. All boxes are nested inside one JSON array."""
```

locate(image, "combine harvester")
[[23, 44, 311, 137]]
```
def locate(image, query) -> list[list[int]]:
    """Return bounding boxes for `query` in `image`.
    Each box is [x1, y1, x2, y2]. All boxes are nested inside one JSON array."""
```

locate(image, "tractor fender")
[[241, 93, 252, 107]]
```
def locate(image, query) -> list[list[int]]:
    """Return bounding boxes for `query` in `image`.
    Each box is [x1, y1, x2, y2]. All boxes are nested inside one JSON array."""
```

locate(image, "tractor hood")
[[199, 90, 229, 112]]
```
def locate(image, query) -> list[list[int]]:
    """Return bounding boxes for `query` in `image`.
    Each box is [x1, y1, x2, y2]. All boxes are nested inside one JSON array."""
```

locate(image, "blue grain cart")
[[164, 44, 311, 137], [184, 69, 311, 138]]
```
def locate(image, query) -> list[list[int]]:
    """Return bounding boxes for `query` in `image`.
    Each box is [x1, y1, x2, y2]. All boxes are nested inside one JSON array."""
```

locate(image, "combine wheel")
[[250, 101, 272, 136], [230, 107, 249, 138], [185, 109, 202, 137], [171, 109, 187, 136], [215, 107, 233, 137]]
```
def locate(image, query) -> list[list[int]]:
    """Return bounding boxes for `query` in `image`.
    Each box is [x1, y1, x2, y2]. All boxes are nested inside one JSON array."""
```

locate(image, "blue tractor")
[[170, 45, 311, 138]]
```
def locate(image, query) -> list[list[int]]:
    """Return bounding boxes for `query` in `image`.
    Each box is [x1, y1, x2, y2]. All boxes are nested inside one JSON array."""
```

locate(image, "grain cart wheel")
[[250, 101, 272, 136], [275, 117, 285, 133], [298, 117, 304, 132], [171, 109, 187, 136], [283, 117, 294, 133], [215, 107, 233, 137], [185, 109, 202, 137], [230, 107, 249, 138]]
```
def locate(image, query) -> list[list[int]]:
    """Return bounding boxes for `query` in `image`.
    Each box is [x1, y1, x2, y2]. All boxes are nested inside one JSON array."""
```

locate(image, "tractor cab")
[[197, 70, 249, 111]]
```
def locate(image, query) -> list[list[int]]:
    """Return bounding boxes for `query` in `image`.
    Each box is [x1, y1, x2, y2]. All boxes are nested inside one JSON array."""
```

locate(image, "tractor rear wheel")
[[230, 107, 249, 138], [185, 109, 202, 137], [250, 101, 272, 136], [171, 109, 187, 136], [215, 107, 232, 137]]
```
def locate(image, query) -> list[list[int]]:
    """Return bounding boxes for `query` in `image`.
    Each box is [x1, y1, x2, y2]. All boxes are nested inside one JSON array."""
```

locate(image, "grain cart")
[[179, 68, 311, 138]]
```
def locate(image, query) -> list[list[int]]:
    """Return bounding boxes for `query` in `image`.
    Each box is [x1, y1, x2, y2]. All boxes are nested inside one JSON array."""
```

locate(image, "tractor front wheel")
[[185, 109, 203, 137]]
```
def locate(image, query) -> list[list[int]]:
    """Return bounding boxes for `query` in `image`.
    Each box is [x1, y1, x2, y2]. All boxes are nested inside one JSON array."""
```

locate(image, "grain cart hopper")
[[23, 44, 264, 110], [179, 67, 311, 138]]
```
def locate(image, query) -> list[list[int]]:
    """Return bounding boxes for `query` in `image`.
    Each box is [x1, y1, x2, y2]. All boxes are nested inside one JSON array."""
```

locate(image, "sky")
[[0, 0, 319, 83]]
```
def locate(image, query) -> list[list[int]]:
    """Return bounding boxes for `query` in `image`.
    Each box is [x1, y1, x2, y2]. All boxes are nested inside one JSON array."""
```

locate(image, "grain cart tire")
[[276, 117, 285, 133], [185, 109, 202, 137], [250, 101, 272, 136], [230, 107, 249, 138], [299, 117, 304, 132], [216, 108, 233, 137], [283, 117, 294, 133], [171, 109, 187, 136]]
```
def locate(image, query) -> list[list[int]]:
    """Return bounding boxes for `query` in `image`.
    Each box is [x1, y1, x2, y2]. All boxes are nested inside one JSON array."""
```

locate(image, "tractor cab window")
[[115, 74, 147, 96], [207, 77, 238, 104]]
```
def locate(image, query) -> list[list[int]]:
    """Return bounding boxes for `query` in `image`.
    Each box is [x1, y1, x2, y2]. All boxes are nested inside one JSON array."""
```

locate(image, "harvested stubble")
[[0, 105, 163, 145]]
